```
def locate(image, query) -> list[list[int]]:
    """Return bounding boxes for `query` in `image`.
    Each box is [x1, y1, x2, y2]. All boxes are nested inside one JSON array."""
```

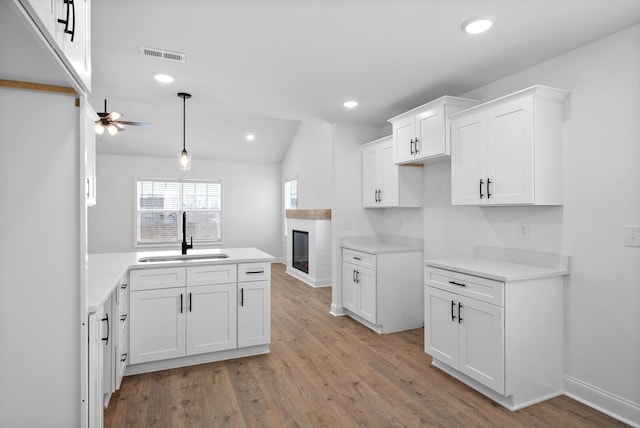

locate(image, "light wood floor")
[[105, 263, 628, 427]]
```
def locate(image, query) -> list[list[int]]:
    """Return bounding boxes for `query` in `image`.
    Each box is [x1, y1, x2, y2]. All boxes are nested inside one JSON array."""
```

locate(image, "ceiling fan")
[[95, 99, 152, 136]]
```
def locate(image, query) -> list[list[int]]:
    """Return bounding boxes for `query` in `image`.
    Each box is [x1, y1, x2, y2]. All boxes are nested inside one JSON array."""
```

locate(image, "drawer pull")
[[245, 270, 264, 275], [449, 281, 466, 287], [353, 256, 361, 261]]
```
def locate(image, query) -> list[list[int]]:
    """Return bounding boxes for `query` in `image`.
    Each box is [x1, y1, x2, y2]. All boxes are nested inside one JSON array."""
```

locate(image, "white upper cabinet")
[[362, 136, 422, 208], [451, 85, 569, 206], [21, 0, 92, 91], [388, 96, 480, 165]]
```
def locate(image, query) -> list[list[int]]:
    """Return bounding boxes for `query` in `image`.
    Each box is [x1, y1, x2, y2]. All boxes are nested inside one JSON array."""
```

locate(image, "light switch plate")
[[624, 225, 640, 247]]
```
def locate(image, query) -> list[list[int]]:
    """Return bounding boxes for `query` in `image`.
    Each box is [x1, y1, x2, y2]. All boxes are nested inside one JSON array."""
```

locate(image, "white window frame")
[[284, 176, 298, 238], [134, 177, 223, 248]]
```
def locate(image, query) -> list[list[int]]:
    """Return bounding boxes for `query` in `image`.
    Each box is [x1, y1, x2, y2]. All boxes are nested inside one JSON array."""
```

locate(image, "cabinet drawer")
[[425, 267, 504, 306], [117, 274, 129, 305], [187, 264, 237, 286], [343, 249, 376, 270], [130, 267, 186, 291], [238, 263, 271, 282]]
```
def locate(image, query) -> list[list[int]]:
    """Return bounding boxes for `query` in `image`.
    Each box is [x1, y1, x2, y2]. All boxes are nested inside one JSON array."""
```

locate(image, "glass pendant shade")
[[178, 149, 191, 170], [95, 123, 105, 135], [106, 124, 118, 136], [177, 92, 192, 171]]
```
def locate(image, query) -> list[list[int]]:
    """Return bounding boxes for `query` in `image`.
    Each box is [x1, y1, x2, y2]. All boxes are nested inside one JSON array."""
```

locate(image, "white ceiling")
[[7, 1, 640, 163]]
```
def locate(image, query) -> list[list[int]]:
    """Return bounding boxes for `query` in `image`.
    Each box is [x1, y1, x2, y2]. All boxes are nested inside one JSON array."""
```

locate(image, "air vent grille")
[[139, 46, 186, 63]]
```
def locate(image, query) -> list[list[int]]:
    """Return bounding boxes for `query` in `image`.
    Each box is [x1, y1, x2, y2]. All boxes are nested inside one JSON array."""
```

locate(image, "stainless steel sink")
[[138, 253, 229, 263]]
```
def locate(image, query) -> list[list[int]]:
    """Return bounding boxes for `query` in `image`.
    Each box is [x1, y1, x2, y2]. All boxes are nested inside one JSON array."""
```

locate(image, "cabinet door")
[[342, 262, 359, 313], [57, 0, 91, 90], [101, 293, 113, 397], [458, 296, 504, 394], [356, 266, 376, 324], [451, 111, 487, 205], [186, 283, 237, 355], [486, 97, 534, 205], [362, 145, 379, 207], [87, 310, 103, 428], [393, 116, 415, 163], [238, 280, 270, 348], [114, 329, 128, 391], [130, 288, 186, 364], [424, 286, 459, 368], [378, 141, 399, 207], [415, 106, 445, 159]]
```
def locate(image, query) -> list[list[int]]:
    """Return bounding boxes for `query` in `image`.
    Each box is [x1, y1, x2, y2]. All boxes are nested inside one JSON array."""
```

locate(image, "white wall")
[[280, 121, 334, 259], [89, 154, 282, 258], [330, 122, 384, 312], [281, 122, 334, 209], [422, 25, 640, 423], [0, 88, 81, 427]]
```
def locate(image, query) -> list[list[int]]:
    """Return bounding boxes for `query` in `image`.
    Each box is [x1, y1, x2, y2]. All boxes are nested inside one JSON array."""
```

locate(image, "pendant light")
[[177, 92, 192, 171]]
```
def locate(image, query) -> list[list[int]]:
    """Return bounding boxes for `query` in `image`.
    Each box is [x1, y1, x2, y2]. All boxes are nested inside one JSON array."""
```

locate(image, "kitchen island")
[[86, 248, 274, 417]]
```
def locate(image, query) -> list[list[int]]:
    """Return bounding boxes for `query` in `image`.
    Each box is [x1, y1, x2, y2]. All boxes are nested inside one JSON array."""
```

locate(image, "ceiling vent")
[[139, 46, 186, 63]]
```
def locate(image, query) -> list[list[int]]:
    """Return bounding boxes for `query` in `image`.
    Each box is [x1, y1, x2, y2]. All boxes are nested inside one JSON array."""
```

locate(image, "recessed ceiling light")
[[343, 100, 359, 109], [462, 16, 495, 34], [153, 73, 175, 83], [246, 134, 255, 142]]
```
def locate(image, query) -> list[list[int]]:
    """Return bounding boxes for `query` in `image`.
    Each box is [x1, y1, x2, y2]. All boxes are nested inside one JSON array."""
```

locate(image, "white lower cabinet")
[[87, 309, 104, 428], [424, 265, 564, 410], [341, 247, 422, 333], [238, 280, 270, 347], [186, 282, 237, 355], [425, 285, 504, 394], [342, 261, 376, 324], [130, 287, 186, 364], [129, 263, 270, 370]]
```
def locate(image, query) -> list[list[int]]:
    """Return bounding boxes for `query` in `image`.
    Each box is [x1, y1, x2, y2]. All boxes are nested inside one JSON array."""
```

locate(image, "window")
[[136, 178, 222, 245], [284, 178, 298, 237], [285, 178, 298, 210]]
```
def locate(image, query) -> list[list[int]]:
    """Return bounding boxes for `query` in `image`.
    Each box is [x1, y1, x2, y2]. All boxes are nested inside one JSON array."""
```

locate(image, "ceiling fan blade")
[[106, 111, 122, 121], [114, 122, 126, 130], [117, 120, 153, 128]]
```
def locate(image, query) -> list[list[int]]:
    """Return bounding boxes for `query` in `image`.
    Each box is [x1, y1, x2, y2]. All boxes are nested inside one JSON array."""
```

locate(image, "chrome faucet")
[[181, 211, 193, 255]]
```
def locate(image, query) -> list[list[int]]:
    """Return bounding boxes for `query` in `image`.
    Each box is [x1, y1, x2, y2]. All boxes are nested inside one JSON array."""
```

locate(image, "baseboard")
[[125, 345, 270, 376], [285, 267, 331, 288], [564, 375, 640, 427], [330, 303, 346, 316]]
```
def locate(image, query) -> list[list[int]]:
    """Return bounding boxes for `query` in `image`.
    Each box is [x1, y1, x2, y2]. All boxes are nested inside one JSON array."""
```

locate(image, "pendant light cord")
[[182, 94, 186, 152]]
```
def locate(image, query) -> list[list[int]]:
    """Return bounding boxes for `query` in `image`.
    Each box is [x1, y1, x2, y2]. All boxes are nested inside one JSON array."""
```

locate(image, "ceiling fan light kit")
[[178, 92, 192, 171], [94, 99, 152, 135]]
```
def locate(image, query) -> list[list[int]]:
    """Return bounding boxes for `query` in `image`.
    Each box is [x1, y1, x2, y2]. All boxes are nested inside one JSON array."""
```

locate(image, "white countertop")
[[341, 235, 422, 254], [87, 248, 274, 313], [425, 257, 569, 282]]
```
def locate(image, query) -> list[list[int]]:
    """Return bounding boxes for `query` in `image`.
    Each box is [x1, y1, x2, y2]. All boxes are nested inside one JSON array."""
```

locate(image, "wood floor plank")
[[105, 263, 630, 428]]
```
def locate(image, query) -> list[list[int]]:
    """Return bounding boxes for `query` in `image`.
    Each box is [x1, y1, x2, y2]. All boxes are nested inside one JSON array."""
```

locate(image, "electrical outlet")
[[519, 223, 530, 240], [624, 225, 640, 247]]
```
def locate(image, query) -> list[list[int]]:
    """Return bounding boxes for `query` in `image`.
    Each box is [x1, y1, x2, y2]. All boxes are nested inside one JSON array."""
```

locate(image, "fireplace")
[[292, 230, 309, 274], [285, 209, 331, 287]]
